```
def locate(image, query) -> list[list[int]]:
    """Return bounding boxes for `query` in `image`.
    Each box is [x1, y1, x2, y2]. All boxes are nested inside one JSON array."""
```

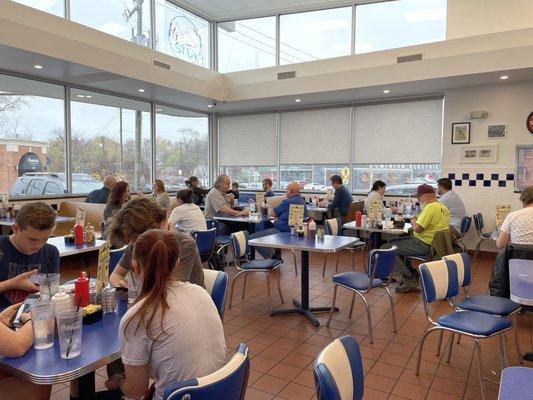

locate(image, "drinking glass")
[[126, 273, 141, 305], [30, 302, 55, 350], [57, 308, 83, 359], [40, 273, 60, 301]]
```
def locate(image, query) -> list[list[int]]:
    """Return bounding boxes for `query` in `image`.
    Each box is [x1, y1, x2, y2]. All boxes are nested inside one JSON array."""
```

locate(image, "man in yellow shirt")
[[381, 184, 450, 293]]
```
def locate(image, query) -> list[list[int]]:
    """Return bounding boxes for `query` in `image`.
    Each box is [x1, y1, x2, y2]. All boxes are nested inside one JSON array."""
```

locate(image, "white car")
[[303, 183, 327, 191]]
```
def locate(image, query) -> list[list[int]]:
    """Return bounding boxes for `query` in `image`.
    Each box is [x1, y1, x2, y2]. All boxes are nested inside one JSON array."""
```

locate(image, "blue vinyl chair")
[[455, 216, 472, 253], [416, 259, 511, 400], [228, 231, 284, 312], [498, 366, 533, 400], [206, 219, 233, 268], [191, 228, 217, 269], [314, 335, 364, 400], [325, 247, 398, 344], [109, 245, 127, 275], [473, 213, 494, 263], [163, 343, 249, 400], [323, 218, 365, 276], [203, 269, 228, 321], [442, 253, 522, 363]]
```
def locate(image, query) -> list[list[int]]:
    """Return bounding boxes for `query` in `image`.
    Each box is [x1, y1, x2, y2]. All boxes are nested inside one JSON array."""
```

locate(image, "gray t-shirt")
[[120, 281, 227, 400], [203, 188, 231, 219], [119, 231, 205, 288], [438, 190, 466, 231]]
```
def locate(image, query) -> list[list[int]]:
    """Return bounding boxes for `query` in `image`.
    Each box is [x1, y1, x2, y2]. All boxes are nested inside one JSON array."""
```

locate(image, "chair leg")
[[335, 253, 340, 272], [290, 249, 298, 276], [242, 273, 249, 299], [352, 249, 356, 271], [228, 271, 246, 308], [384, 286, 397, 333], [447, 333, 455, 364], [348, 292, 356, 319], [513, 314, 523, 364], [265, 272, 273, 312], [276, 268, 284, 304], [322, 253, 330, 276], [354, 291, 373, 344], [416, 327, 441, 375], [474, 239, 482, 264], [457, 335, 461, 345], [436, 330, 444, 356], [326, 285, 338, 327], [474, 339, 487, 400], [499, 333, 508, 370]]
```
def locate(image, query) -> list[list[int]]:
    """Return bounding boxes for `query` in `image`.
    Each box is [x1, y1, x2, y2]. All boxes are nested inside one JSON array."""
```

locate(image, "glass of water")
[[56, 308, 83, 359], [30, 302, 55, 350], [126, 273, 141, 305], [40, 273, 60, 301]]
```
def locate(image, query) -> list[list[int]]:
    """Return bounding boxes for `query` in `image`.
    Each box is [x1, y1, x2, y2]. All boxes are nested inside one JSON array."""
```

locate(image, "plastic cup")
[[30, 303, 55, 350], [40, 273, 60, 301], [57, 308, 83, 359], [126, 273, 141, 305]]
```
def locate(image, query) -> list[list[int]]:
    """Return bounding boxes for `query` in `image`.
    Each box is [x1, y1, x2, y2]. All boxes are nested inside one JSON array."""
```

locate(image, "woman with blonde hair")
[[151, 179, 170, 209]]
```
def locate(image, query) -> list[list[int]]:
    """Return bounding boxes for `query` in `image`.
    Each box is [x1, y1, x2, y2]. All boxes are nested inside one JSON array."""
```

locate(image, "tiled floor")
[[52, 250, 532, 400]]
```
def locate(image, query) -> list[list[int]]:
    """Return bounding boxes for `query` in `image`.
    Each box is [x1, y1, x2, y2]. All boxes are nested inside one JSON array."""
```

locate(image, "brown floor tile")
[[276, 382, 316, 400], [251, 374, 290, 396]]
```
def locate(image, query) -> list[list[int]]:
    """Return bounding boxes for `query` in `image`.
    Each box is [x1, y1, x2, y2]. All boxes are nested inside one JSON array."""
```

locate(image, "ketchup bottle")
[[74, 271, 89, 307], [74, 222, 83, 245], [355, 211, 362, 227]]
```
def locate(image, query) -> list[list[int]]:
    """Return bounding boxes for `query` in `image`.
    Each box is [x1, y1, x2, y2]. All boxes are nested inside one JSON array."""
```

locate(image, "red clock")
[[527, 111, 533, 134]]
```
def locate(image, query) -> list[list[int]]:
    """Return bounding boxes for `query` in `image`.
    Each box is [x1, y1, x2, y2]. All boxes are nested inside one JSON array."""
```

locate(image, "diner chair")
[[416, 259, 511, 400], [498, 366, 533, 400], [323, 218, 365, 276], [206, 219, 233, 268], [442, 253, 522, 364], [473, 213, 494, 263], [228, 230, 284, 312], [191, 228, 217, 270], [163, 343, 249, 400], [203, 269, 228, 321], [314, 335, 364, 400], [326, 247, 398, 344], [455, 216, 472, 253], [109, 245, 127, 275]]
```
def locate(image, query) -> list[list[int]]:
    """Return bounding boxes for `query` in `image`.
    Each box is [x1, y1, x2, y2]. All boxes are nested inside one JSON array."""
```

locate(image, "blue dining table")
[[509, 258, 533, 362], [0, 300, 128, 399], [249, 232, 361, 326]]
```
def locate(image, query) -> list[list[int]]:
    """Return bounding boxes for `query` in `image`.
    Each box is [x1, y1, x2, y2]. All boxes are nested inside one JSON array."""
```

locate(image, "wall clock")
[[527, 111, 533, 134]]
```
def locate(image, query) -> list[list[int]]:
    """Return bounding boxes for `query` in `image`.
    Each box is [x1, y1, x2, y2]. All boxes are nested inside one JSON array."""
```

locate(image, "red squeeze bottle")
[[75, 271, 89, 307], [74, 222, 83, 245], [355, 211, 362, 227]]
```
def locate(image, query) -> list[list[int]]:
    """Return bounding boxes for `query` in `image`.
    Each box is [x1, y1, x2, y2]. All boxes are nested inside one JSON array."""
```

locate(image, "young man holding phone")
[[0, 202, 59, 310]]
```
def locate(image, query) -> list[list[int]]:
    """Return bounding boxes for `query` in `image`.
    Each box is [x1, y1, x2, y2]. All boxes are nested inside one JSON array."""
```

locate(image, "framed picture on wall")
[[451, 122, 471, 144], [515, 145, 533, 191], [460, 145, 498, 163], [488, 124, 506, 138]]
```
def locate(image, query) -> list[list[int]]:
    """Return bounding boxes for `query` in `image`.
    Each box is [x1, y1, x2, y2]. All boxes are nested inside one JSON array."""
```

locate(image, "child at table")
[[0, 202, 59, 310], [0, 303, 51, 399], [100, 230, 227, 400]]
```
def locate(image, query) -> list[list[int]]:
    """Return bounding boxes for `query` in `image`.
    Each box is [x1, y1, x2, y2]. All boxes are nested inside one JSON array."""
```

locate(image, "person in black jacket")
[[185, 176, 209, 206]]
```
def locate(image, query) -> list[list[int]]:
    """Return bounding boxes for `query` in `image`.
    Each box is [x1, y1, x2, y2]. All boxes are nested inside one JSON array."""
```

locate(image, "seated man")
[[437, 177, 466, 234], [263, 178, 275, 198], [85, 175, 117, 204], [251, 182, 308, 260], [0, 202, 59, 310], [327, 175, 352, 217], [381, 184, 450, 293], [228, 181, 240, 200]]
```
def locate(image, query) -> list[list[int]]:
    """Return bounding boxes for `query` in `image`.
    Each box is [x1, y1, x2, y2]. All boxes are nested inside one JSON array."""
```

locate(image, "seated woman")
[[168, 189, 207, 235], [496, 186, 533, 248], [0, 304, 51, 400], [102, 181, 130, 240], [108, 197, 204, 288], [103, 230, 227, 400], [364, 180, 386, 216], [151, 180, 170, 209]]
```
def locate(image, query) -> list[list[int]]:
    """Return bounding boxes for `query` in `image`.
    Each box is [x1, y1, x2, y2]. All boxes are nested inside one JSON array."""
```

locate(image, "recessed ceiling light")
[[500, 75, 509, 80], [295, 98, 302, 103], [34, 65, 43, 69], [155, 108, 162, 112], [0, 91, 12, 94], [86, 95, 92, 98], [76, 94, 85, 98], [138, 88, 145, 93], [383, 89, 390, 94], [207, 104, 213, 108]]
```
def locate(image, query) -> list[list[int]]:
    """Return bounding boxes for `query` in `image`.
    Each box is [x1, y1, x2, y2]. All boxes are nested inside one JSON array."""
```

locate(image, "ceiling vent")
[[396, 53, 423, 63], [153, 60, 171, 70], [277, 71, 296, 80]]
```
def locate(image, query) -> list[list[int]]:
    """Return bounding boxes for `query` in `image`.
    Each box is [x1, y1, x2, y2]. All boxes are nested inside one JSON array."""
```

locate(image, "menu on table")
[[495, 205, 511, 227], [75, 206, 86, 226], [95, 241, 110, 292], [256, 192, 265, 206], [288, 204, 305, 227]]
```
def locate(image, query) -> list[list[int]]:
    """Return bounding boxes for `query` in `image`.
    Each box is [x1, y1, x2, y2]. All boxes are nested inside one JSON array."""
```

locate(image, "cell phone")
[[10, 294, 42, 328]]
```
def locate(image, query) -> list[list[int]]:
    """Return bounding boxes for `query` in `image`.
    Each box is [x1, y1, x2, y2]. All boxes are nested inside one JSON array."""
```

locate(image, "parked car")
[[303, 183, 327, 191], [385, 178, 438, 196], [10, 172, 102, 197]]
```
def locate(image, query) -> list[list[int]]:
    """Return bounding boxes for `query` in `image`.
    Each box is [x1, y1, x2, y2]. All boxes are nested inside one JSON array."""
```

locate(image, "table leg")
[[270, 251, 338, 326], [249, 224, 256, 260], [76, 371, 95, 400]]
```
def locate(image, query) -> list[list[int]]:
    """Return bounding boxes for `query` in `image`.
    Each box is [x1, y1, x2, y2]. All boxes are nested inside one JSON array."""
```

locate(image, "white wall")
[[442, 81, 533, 250], [447, 0, 533, 40]]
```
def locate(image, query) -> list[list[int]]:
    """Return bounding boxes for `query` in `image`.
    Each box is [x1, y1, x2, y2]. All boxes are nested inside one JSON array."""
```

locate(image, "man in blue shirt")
[[437, 178, 466, 233], [262, 178, 275, 198], [327, 175, 352, 217]]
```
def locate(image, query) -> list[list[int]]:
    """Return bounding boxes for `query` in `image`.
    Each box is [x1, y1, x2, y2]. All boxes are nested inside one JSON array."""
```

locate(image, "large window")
[[70, 0, 151, 46], [155, 106, 208, 191], [218, 17, 276, 73], [280, 165, 345, 192], [280, 7, 352, 65], [70, 89, 151, 194], [355, 0, 446, 54], [13, 0, 64, 17], [0, 74, 66, 197], [219, 166, 277, 190], [155, 0, 210, 68]]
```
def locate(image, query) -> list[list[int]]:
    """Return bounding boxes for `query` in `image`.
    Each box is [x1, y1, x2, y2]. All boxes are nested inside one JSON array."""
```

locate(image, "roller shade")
[[218, 113, 277, 166], [280, 107, 351, 164], [353, 99, 443, 163]]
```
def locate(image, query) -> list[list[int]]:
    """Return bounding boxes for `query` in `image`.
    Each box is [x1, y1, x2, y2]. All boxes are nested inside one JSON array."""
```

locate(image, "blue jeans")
[[249, 228, 280, 259]]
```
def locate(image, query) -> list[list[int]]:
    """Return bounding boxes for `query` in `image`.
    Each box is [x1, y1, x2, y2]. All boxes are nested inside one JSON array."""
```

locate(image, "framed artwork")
[[460, 145, 498, 163], [451, 122, 471, 144], [515, 145, 533, 191], [488, 124, 506, 139]]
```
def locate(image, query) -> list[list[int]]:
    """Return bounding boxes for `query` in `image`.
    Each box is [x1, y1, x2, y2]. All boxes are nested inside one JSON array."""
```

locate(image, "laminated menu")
[[256, 192, 265, 206], [95, 241, 110, 293], [76, 206, 86, 227], [495, 205, 511, 227], [288, 204, 305, 227]]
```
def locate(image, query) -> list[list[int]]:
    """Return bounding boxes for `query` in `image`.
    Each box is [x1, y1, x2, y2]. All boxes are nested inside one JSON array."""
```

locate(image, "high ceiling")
[[175, 0, 383, 21]]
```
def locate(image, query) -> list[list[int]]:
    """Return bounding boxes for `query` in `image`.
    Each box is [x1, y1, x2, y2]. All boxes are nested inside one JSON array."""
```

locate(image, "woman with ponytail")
[[103, 229, 227, 400]]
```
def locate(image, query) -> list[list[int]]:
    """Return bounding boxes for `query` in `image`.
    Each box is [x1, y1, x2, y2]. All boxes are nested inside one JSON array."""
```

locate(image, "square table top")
[[0, 215, 75, 227], [213, 213, 274, 224], [343, 221, 411, 235], [249, 232, 361, 253], [48, 236, 107, 257], [509, 258, 533, 305]]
